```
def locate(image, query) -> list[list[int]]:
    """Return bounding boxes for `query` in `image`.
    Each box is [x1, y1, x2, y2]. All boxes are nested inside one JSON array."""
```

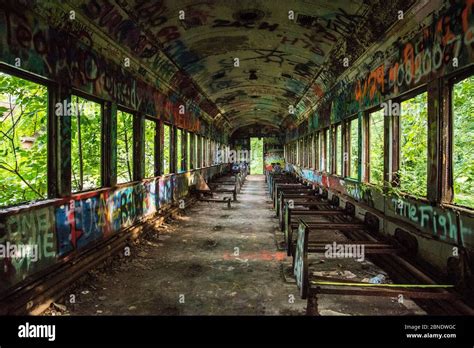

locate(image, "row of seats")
[[267, 171, 473, 315]]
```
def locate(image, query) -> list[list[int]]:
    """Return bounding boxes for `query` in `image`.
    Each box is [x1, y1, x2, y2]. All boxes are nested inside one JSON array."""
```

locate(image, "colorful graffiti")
[[389, 197, 473, 245], [0, 164, 226, 292], [0, 207, 56, 292], [0, 1, 223, 137]]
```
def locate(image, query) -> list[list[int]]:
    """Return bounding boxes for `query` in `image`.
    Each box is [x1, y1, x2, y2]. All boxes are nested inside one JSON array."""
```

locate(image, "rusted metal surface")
[[268, 171, 473, 315]]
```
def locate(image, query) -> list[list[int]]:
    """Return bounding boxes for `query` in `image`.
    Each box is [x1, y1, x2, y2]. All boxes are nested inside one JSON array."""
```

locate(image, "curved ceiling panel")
[[73, 0, 413, 132]]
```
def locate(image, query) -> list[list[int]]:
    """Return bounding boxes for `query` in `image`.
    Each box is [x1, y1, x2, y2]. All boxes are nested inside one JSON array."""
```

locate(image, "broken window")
[[325, 128, 330, 172], [319, 131, 324, 171], [399, 92, 428, 197], [0, 72, 48, 206], [335, 124, 342, 176], [452, 75, 474, 208], [186, 131, 191, 170], [196, 135, 201, 168], [163, 123, 171, 175], [306, 135, 311, 168], [369, 109, 384, 185], [71, 95, 102, 192], [144, 118, 156, 178], [177, 128, 182, 173], [205, 137, 209, 166], [349, 118, 359, 179], [117, 110, 134, 184], [314, 132, 319, 170]]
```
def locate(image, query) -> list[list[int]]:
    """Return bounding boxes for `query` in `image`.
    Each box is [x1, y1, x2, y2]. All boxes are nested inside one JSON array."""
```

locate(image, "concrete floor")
[[47, 175, 425, 316]]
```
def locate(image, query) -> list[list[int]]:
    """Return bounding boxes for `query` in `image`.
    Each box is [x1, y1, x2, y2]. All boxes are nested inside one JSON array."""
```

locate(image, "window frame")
[[0, 66, 53, 207], [334, 123, 343, 177], [162, 122, 172, 176], [444, 67, 474, 209], [116, 107, 136, 185], [69, 91, 104, 192], [347, 115, 359, 180], [143, 116, 158, 179], [393, 86, 429, 198], [365, 105, 385, 186]]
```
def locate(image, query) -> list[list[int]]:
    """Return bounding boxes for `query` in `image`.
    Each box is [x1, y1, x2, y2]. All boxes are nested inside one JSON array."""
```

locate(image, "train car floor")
[[44, 175, 425, 316]]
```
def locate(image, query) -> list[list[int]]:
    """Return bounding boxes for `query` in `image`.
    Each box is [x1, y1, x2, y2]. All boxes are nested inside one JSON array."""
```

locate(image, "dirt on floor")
[[43, 175, 426, 316]]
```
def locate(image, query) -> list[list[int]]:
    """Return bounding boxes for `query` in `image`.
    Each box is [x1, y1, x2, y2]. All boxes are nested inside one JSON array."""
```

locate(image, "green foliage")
[[399, 92, 428, 197], [71, 95, 102, 192], [117, 110, 134, 184], [177, 129, 182, 172], [325, 129, 330, 172], [186, 132, 191, 170], [250, 137, 263, 174], [453, 75, 474, 208], [163, 124, 171, 174], [350, 118, 359, 178], [0, 72, 48, 207], [335, 125, 342, 175], [369, 109, 384, 185], [144, 119, 156, 178]]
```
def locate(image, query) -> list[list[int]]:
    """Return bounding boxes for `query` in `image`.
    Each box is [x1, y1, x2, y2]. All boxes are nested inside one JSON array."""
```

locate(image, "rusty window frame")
[[69, 92, 104, 192], [443, 66, 474, 210], [364, 105, 384, 185], [333, 123, 343, 177], [346, 115, 359, 180], [0, 64, 54, 204], [392, 86, 428, 197]]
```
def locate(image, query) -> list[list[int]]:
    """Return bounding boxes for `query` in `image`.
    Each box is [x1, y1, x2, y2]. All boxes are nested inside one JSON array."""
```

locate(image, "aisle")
[[65, 175, 307, 315]]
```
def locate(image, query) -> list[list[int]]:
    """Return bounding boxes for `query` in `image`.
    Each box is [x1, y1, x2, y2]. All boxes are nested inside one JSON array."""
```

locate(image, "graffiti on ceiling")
[[66, 0, 414, 133]]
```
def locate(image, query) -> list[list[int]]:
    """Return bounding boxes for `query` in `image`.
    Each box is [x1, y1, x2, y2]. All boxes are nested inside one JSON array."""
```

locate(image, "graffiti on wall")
[[0, 164, 226, 292], [0, 207, 56, 292], [388, 197, 473, 245], [0, 2, 220, 136]]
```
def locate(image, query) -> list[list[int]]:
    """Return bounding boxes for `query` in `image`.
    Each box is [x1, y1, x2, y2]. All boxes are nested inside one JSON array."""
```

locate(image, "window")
[[306, 136, 311, 168], [202, 136, 206, 167], [205, 137, 209, 166], [302, 137, 306, 167], [319, 131, 324, 170], [71, 95, 102, 192], [335, 124, 342, 176], [177, 128, 182, 173], [325, 128, 330, 172], [369, 109, 384, 185], [296, 140, 299, 165], [349, 118, 359, 179], [214, 141, 219, 164], [452, 75, 474, 207], [186, 131, 191, 170], [0, 72, 48, 206], [163, 123, 171, 175], [117, 110, 134, 184], [314, 133, 319, 170], [196, 135, 200, 168], [399, 92, 428, 197], [144, 118, 156, 178]]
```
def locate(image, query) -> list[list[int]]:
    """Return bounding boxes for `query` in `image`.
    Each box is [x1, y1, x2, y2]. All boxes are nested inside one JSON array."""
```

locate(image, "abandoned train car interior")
[[0, 0, 474, 345]]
